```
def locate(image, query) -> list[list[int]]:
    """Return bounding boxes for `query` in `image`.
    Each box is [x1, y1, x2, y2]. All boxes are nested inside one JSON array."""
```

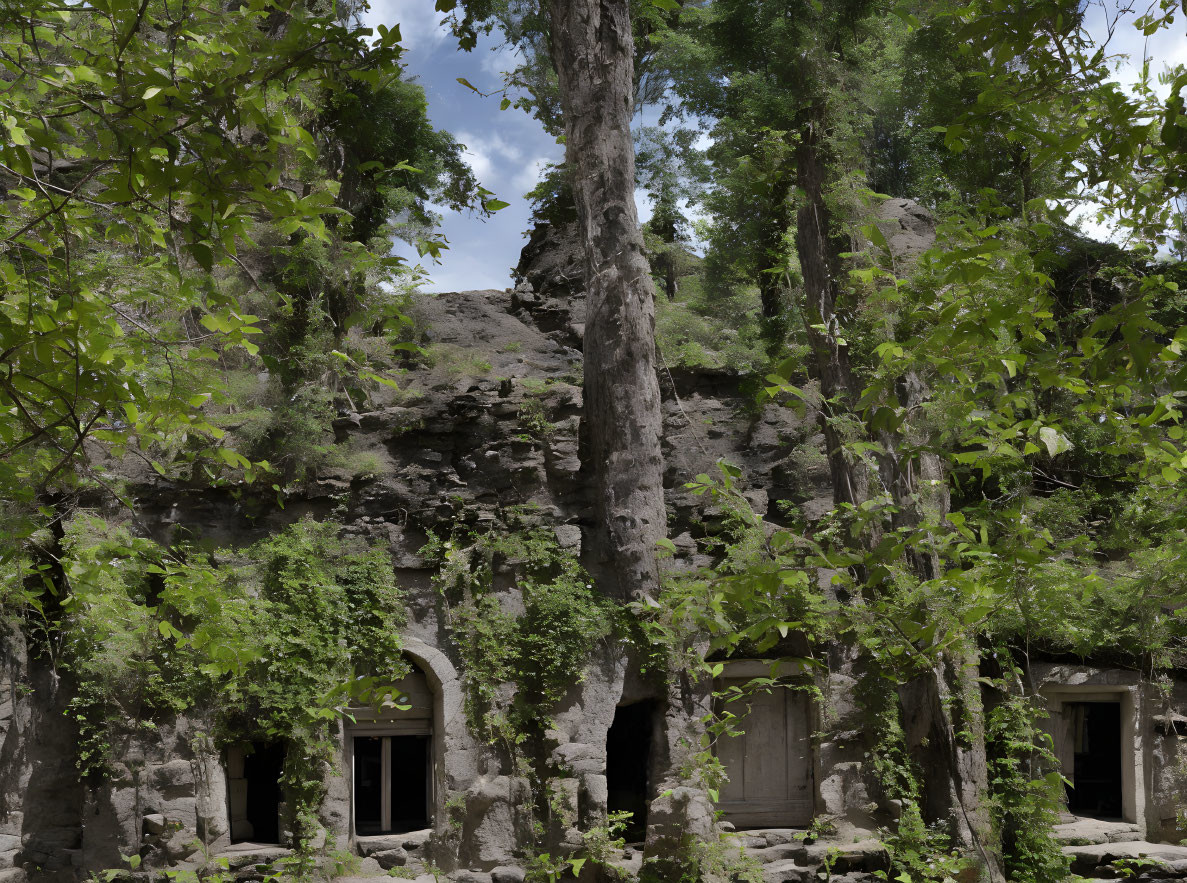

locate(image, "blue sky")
[[360, 1, 1187, 291], [361, 1, 562, 292]]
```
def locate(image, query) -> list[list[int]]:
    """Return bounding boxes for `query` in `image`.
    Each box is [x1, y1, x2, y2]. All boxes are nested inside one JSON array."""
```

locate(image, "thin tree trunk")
[[548, 0, 666, 602], [757, 171, 795, 356], [663, 251, 678, 300], [873, 211, 1006, 883], [795, 115, 866, 507]]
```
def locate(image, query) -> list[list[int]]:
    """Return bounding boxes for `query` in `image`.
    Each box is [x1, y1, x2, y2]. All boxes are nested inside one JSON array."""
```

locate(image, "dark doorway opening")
[[606, 702, 655, 842], [355, 736, 384, 836], [237, 742, 284, 844], [1066, 702, 1123, 819], [354, 734, 431, 835]]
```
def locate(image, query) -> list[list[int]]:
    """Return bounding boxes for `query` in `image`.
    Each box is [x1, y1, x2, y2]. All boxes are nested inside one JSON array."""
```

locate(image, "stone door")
[[715, 677, 813, 828]]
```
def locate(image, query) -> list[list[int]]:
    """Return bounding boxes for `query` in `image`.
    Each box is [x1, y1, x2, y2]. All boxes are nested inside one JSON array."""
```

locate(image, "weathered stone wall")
[[1149, 678, 1187, 843], [0, 628, 83, 883], [3, 205, 1187, 883]]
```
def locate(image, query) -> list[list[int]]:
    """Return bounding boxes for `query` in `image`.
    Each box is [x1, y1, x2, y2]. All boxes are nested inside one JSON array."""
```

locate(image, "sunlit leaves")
[[0, 0, 405, 540]]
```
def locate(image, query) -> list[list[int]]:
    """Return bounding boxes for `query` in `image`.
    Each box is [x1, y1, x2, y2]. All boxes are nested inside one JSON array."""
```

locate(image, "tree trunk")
[[872, 212, 1005, 883], [548, 0, 666, 602], [663, 251, 678, 300], [795, 116, 866, 507]]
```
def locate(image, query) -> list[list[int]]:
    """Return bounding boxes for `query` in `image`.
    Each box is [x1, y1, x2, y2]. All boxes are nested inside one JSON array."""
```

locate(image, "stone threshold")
[[1054, 815, 1143, 846]]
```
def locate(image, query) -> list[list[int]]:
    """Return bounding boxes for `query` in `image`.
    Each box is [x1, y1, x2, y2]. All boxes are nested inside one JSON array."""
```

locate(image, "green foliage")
[[878, 801, 965, 883], [984, 675, 1070, 883], [57, 514, 407, 856], [655, 279, 769, 374], [59, 517, 241, 778], [425, 513, 615, 742], [645, 461, 833, 668], [319, 77, 483, 245], [517, 396, 556, 440], [523, 163, 578, 228], [0, 0, 406, 540], [223, 519, 408, 735]]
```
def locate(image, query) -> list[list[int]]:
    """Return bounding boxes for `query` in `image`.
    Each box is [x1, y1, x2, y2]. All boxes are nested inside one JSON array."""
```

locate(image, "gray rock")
[[142, 814, 168, 836], [451, 872, 492, 883], [372, 848, 408, 870], [762, 860, 813, 883], [490, 867, 525, 883]]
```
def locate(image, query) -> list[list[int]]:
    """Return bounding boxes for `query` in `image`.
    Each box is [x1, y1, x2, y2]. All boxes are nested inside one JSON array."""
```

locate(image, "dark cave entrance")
[[354, 734, 431, 835], [232, 741, 284, 844], [1066, 701, 1123, 819], [606, 701, 656, 843]]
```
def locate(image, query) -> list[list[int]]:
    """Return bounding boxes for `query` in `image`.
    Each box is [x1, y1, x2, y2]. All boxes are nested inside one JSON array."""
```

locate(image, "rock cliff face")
[[2, 204, 1186, 883], [0, 215, 837, 883]]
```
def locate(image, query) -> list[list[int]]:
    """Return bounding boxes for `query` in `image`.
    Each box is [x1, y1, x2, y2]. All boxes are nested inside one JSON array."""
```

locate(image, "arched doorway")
[[348, 662, 435, 836]]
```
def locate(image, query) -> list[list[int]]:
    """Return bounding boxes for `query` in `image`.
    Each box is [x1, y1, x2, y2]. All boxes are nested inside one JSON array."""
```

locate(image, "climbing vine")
[[424, 510, 616, 744], [422, 509, 618, 862], [56, 515, 408, 858]]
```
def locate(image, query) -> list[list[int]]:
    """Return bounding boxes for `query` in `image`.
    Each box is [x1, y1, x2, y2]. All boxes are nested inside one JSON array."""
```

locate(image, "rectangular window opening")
[[353, 734, 431, 835]]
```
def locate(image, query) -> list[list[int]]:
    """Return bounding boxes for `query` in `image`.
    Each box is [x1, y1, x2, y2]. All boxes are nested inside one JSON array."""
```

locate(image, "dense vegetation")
[[1, 0, 1186, 881]]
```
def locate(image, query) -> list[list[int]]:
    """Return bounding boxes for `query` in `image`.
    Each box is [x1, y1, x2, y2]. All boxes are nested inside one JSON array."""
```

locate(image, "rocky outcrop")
[[5, 202, 1187, 883]]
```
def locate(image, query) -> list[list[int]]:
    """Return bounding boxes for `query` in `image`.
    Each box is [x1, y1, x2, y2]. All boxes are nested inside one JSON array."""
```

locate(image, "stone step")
[[763, 860, 813, 883], [803, 839, 888, 873], [1064, 841, 1187, 878], [212, 845, 291, 871], [757, 838, 888, 882], [746, 843, 805, 864], [356, 830, 432, 857], [1054, 817, 1143, 846]]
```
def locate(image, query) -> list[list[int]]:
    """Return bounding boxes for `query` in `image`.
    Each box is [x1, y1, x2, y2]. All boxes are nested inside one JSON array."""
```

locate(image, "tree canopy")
[[2, 0, 1187, 879]]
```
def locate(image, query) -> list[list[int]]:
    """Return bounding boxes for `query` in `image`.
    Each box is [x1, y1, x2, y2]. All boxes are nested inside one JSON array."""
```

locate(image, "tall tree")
[[656, 3, 1011, 874], [548, 0, 666, 602], [439, 0, 667, 602]]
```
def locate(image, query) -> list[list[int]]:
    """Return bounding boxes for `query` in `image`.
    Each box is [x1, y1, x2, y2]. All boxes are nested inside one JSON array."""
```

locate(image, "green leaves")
[[0, 0, 413, 540], [1037, 426, 1072, 457]]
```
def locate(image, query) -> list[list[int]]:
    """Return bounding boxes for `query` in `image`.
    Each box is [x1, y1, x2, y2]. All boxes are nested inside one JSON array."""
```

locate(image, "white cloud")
[[1066, 4, 1183, 248], [456, 131, 536, 189], [481, 43, 524, 85], [1084, 1, 1187, 100], [457, 139, 496, 184], [361, 0, 448, 51], [511, 155, 552, 196]]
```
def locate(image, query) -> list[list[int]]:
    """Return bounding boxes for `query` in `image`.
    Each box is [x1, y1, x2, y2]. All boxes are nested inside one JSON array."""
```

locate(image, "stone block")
[[143, 814, 168, 836], [372, 848, 408, 870], [452, 872, 492, 883], [490, 867, 525, 883], [150, 760, 195, 793], [762, 860, 813, 883]]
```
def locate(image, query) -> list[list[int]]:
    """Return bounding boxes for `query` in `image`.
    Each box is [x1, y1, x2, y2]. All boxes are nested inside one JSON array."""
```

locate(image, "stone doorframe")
[[1034, 664, 1145, 830], [336, 638, 465, 844]]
